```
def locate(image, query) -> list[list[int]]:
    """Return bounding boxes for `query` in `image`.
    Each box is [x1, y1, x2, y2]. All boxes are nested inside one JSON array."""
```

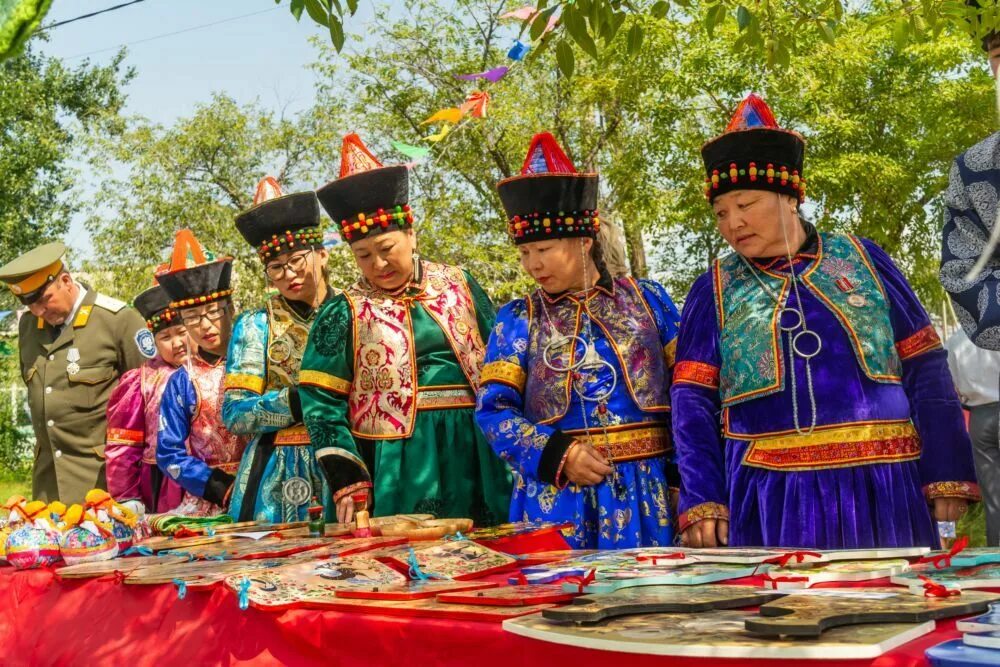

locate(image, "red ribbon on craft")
[[760, 574, 810, 589], [636, 553, 687, 565], [752, 550, 823, 576], [514, 572, 529, 586], [172, 528, 202, 539], [564, 569, 596, 594], [918, 575, 961, 598], [916, 536, 969, 570]]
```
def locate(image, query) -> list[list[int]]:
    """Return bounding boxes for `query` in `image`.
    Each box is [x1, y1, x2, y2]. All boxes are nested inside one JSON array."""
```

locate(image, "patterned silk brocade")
[[741, 421, 921, 471]]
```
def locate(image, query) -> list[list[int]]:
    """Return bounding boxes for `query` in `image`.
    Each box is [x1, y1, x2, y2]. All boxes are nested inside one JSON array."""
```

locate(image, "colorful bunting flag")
[[454, 66, 509, 83], [460, 91, 490, 119], [500, 6, 537, 21], [391, 140, 432, 159], [507, 40, 530, 61], [425, 124, 452, 142], [420, 108, 464, 125]]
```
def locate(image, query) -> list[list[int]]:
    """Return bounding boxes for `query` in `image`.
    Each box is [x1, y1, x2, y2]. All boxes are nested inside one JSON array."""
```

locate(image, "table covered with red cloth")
[[0, 534, 972, 667]]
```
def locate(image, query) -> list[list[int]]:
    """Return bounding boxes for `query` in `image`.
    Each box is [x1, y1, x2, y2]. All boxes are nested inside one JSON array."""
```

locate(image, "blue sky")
[[34, 0, 373, 257]]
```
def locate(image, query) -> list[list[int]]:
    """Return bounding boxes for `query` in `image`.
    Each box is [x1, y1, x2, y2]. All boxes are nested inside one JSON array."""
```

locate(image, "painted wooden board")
[[125, 557, 295, 588], [135, 533, 238, 552], [543, 585, 776, 624], [768, 547, 930, 566], [55, 554, 188, 579], [626, 548, 780, 567], [272, 523, 354, 538], [565, 563, 761, 594], [504, 610, 934, 660], [225, 557, 408, 610], [956, 602, 1000, 633], [926, 638, 1000, 666], [761, 560, 911, 590], [437, 584, 575, 607], [963, 630, 1000, 650], [334, 580, 497, 601], [178, 537, 332, 561], [893, 564, 1000, 590], [395, 541, 517, 580], [923, 548, 1000, 568], [512, 550, 597, 567], [746, 588, 1000, 638], [296, 593, 555, 622]]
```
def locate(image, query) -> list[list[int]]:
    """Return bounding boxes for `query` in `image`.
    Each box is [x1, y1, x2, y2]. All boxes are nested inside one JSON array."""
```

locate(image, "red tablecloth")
[[0, 541, 968, 667]]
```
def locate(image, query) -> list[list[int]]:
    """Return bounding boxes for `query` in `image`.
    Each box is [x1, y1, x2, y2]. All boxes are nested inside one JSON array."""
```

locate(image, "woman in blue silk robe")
[[223, 178, 335, 523], [673, 94, 979, 549], [476, 132, 681, 549]]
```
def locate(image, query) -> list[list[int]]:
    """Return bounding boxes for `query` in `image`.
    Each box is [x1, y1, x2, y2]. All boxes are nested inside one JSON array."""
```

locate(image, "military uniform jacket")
[[18, 284, 149, 503]]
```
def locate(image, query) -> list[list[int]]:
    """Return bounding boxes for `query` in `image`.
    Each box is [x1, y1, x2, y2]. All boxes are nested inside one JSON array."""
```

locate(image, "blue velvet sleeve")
[[222, 309, 296, 436], [475, 298, 557, 481], [156, 367, 211, 497], [669, 271, 731, 529], [864, 238, 980, 500]]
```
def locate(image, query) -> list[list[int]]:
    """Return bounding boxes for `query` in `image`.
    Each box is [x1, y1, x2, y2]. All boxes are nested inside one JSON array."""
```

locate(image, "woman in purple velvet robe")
[[672, 94, 980, 549]]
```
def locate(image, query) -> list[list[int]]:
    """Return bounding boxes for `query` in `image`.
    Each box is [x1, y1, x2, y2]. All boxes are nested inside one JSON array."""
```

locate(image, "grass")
[[0, 477, 30, 503]]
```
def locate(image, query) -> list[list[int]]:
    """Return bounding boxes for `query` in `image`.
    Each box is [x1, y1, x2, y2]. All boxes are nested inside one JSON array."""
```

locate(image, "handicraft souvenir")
[[437, 584, 576, 607], [395, 540, 517, 580], [760, 559, 911, 589], [745, 588, 1000, 637], [957, 602, 1000, 633], [504, 610, 934, 659], [225, 556, 408, 611], [925, 639, 1000, 667], [125, 557, 294, 589], [55, 554, 188, 579], [565, 563, 760, 594], [334, 579, 498, 601], [542, 585, 777, 624], [893, 564, 1000, 591]]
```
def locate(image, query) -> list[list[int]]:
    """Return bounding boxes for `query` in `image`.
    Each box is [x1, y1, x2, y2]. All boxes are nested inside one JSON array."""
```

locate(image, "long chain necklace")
[[536, 242, 621, 484], [737, 219, 822, 435]]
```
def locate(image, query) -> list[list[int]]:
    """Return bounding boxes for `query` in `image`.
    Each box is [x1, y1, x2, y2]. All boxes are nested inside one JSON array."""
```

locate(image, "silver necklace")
[[537, 242, 621, 484], [737, 224, 821, 435]]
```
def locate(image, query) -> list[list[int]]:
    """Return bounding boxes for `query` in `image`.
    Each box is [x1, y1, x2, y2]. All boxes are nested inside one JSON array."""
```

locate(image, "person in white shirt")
[[946, 329, 1000, 544]]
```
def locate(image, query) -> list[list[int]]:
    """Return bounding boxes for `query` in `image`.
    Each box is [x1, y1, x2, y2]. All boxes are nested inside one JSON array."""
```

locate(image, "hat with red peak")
[[700, 93, 806, 203], [315, 134, 412, 244], [496, 132, 600, 245], [234, 176, 322, 262], [156, 229, 233, 309]]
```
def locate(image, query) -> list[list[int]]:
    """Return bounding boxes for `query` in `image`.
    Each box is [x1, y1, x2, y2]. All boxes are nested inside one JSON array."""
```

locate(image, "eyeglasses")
[[265, 249, 314, 281], [180, 305, 227, 328]]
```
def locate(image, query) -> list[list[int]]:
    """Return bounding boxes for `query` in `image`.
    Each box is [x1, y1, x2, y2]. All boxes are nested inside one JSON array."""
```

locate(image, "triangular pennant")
[[459, 91, 490, 119], [340, 133, 384, 178], [420, 108, 464, 126]]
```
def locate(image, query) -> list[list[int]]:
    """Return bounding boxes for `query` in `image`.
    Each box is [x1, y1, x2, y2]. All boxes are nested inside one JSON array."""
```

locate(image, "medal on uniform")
[[847, 293, 867, 308], [282, 477, 312, 506], [66, 348, 81, 376]]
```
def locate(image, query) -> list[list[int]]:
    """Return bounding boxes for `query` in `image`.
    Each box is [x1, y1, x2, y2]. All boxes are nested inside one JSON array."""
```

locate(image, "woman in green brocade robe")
[[299, 134, 512, 524]]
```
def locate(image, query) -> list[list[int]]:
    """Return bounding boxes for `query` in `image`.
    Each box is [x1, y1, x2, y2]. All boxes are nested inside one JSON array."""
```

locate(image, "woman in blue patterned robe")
[[475, 133, 681, 549]]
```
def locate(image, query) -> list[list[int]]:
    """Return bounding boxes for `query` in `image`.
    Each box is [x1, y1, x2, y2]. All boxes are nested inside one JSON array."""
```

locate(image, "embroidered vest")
[[188, 358, 246, 469], [525, 277, 668, 425], [265, 294, 315, 389], [713, 233, 901, 407], [345, 261, 485, 438], [140, 358, 177, 465]]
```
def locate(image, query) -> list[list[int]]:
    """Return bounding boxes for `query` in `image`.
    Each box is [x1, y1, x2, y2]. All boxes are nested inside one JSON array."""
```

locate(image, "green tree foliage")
[[89, 0, 994, 310], [0, 47, 131, 277], [84, 95, 354, 308]]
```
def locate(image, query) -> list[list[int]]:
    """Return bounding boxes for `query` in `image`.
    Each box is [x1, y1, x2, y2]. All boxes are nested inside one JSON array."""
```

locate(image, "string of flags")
[[387, 5, 556, 161]]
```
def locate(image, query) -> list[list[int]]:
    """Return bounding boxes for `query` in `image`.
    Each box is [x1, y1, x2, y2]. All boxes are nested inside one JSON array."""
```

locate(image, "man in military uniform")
[[0, 242, 150, 503]]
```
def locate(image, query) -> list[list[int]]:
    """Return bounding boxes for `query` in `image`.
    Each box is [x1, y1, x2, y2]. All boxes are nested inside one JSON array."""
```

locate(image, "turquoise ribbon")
[[237, 576, 251, 611], [122, 545, 153, 556], [407, 548, 443, 581], [172, 578, 187, 600]]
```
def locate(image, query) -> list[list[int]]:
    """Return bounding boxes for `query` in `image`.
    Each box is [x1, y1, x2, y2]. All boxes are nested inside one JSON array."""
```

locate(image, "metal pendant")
[[847, 293, 867, 308], [66, 362, 81, 375], [282, 477, 312, 506]]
